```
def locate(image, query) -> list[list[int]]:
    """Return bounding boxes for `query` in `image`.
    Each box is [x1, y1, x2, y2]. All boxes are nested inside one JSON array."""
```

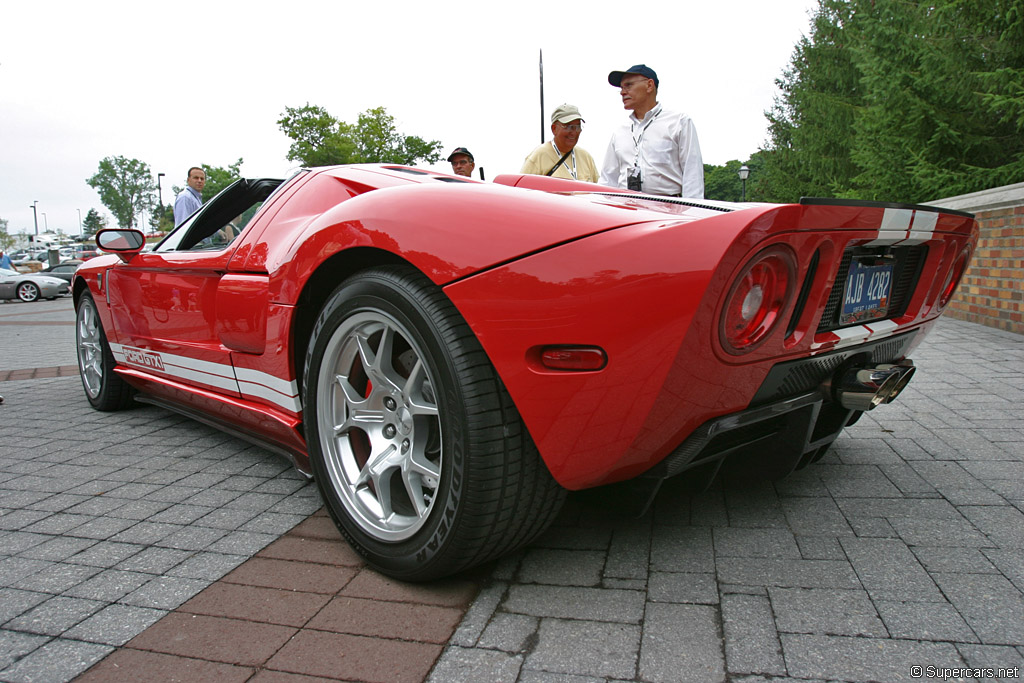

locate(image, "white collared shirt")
[[600, 103, 705, 198]]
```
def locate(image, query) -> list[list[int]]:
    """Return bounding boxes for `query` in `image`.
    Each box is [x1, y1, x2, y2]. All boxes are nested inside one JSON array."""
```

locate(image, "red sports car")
[[74, 165, 977, 580]]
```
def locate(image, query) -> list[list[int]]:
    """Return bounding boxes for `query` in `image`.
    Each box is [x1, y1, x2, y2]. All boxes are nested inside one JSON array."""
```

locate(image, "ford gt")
[[73, 165, 977, 580]]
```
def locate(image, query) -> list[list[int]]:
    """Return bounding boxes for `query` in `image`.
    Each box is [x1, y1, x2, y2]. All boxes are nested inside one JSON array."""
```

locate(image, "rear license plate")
[[840, 256, 895, 325]]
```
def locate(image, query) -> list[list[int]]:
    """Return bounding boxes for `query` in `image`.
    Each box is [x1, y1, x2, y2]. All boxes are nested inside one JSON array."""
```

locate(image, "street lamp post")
[[42, 213, 48, 231], [738, 164, 750, 202], [30, 201, 39, 237], [157, 172, 165, 214], [77, 209, 82, 238]]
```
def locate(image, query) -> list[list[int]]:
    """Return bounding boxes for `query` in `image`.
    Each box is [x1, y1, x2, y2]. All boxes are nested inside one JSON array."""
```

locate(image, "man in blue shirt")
[[173, 167, 206, 226], [0, 249, 13, 270]]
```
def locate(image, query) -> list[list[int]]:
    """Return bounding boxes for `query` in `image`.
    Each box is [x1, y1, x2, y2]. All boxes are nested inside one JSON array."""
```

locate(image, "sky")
[[0, 0, 818, 240]]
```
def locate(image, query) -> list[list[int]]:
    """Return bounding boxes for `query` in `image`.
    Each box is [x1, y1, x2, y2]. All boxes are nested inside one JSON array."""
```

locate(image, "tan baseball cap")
[[551, 104, 585, 124]]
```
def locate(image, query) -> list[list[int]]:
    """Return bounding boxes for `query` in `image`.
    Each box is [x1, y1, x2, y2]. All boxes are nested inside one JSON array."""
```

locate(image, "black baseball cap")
[[447, 147, 474, 162], [608, 64, 659, 88]]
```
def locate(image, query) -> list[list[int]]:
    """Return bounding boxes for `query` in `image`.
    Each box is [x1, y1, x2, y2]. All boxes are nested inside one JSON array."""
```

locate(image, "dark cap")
[[608, 64, 659, 88], [447, 147, 474, 162]]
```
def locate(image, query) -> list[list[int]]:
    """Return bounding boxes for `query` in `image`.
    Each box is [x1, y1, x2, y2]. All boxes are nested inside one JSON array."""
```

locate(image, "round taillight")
[[719, 246, 796, 355], [938, 249, 970, 309]]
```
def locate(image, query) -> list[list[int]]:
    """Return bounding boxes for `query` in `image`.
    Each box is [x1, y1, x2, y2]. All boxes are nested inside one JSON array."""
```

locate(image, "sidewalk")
[[2, 297, 1023, 682]]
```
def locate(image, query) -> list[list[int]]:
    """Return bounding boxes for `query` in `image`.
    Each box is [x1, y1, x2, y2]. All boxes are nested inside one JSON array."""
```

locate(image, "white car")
[[0, 268, 70, 302]]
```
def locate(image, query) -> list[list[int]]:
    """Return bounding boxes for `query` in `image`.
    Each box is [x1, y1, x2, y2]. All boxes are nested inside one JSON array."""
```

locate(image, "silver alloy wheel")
[[77, 297, 104, 399], [17, 282, 39, 302], [315, 310, 442, 542]]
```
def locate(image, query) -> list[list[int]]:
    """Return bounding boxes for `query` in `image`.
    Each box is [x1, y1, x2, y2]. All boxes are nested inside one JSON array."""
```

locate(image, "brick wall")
[[929, 182, 1024, 335]]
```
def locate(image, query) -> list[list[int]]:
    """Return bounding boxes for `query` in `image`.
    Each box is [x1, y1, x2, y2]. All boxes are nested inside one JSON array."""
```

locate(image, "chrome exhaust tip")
[[877, 360, 915, 403], [831, 360, 916, 411]]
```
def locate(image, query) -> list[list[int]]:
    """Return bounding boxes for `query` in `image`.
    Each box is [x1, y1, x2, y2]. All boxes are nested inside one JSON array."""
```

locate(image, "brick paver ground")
[[2, 296, 1023, 682]]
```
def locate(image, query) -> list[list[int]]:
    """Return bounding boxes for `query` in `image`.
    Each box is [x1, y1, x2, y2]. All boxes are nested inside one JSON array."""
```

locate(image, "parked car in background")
[[0, 267, 70, 301], [39, 259, 84, 284], [72, 165, 977, 581]]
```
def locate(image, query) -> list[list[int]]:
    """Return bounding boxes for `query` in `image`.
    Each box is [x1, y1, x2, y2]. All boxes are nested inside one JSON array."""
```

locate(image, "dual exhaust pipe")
[[830, 360, 916, 411]]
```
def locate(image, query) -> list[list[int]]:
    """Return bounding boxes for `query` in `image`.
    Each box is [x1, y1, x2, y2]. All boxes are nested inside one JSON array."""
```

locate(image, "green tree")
[[278, 104, 442, 167], [759, 0, 860, 202], [86, 156, 156, 229], [202, 158, 245, 201], [0, 217, 15, 252], [848, 0, 1024, 200], [149, 205, 174, 234], [81, 209, 108, 239], [759, 0, 1024, 203]]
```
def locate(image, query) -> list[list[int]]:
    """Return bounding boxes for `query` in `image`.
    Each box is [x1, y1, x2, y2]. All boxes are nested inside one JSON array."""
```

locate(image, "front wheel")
[[304, 266, 565, 581], [76, 291, 134, 411], [17, 282, 40, 302]]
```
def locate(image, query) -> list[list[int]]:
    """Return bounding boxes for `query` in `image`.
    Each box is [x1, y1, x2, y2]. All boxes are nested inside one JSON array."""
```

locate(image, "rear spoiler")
[[800, 197, 975, 220]]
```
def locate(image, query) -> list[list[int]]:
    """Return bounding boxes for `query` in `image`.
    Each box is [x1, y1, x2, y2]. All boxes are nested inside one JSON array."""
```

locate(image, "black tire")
[[76, 291, 134, 411], [304, 266, 565, 581], [17, 282, 40, 302]]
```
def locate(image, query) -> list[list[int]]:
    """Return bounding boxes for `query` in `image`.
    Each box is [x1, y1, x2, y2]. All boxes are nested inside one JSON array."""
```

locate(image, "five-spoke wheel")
[[305, 267, 565, 581]]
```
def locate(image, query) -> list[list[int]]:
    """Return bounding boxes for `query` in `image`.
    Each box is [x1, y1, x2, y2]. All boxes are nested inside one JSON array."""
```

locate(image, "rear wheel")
[[17, 282, 40, 302], [304, 266, 565, 580], [76, 291, 134, 411]]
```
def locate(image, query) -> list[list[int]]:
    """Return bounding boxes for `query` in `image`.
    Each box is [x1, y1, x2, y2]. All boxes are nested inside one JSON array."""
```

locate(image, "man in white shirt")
[[174, 167, 206, 226], [599, 64, 704, 198]]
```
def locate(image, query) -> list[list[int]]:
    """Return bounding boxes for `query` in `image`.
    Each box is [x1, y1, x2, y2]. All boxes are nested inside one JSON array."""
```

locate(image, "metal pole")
[[539, 49, 545, 144], [157, 173, 165, 213], [30, 201, 38, 236]]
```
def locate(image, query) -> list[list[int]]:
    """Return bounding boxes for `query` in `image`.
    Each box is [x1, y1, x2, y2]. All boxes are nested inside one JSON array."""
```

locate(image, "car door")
[[103, 179, 281, 398]]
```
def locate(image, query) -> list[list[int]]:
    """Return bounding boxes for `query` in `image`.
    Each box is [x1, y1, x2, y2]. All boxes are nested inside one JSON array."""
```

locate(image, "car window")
[[156, 178, 282, 253]]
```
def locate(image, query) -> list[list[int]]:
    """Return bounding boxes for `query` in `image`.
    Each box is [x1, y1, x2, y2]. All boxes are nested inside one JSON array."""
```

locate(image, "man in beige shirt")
[[521, 104, 599, 182]]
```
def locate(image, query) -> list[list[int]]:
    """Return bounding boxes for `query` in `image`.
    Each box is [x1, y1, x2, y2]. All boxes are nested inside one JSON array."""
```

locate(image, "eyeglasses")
[[558, 123, 583, 132]]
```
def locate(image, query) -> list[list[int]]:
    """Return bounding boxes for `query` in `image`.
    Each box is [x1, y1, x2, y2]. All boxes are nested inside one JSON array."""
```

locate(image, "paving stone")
[[932, 572, 1024, 645], [716, 557, 861, 590], [0, 588, 50, 624], [650, 526, 714, 572], [115, 546, 193, 574], [449, 580, 506, 648], [647, 571, 718, 604], [713, 527, 801, 559], [720, 593, 785, 676], [639, 603, 724, 683], [426, 646, 522, 683], [526, 618, 640, 680], [516, 549, 605, 586], [62, 569, 152, 602], [164, 551, 248, 580], [120, 575, 210, 610], [76, 648, 255, 683], [959, 506, 1024, 548], [181, 582, 329, 628], [265, 629, 441, 683], [4, 595, 105, 636], [841, 537, 943, 601], [0, 636, 112, 683], [0, 629, 49, 670], [781, 497, 854, 536], [129, 612, 296, 666], [10, 561, 100, 594], [768, 587, 886, 637], [781, 633, 962, 681], [604, 521, 652, 581], [478, 612, 539, 653], [875, 599, 978, 642], [503, 585, 645, 623], [955, 643, 1024, 680], [63, 603, 166, 646], [221, 556, 356, 594], [912, 546, 1000, 574], [795, 535, 846, 560]]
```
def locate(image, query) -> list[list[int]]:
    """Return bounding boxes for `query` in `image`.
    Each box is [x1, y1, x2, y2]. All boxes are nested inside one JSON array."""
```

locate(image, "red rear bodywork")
[[73, 166, 977, 491]]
